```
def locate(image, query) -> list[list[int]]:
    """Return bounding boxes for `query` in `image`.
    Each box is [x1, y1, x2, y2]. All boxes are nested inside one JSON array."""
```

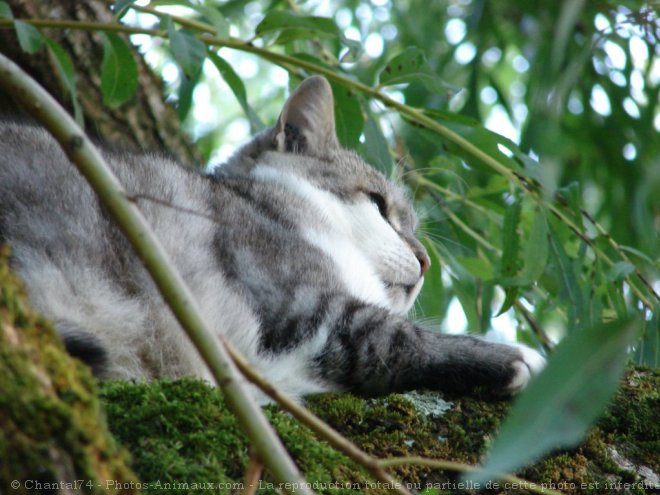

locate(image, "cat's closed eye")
[[368, 192, 388, 219]]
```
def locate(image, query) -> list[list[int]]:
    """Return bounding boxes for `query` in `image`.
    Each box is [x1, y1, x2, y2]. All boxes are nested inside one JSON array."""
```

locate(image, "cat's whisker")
[[417, 230, 472, 253]]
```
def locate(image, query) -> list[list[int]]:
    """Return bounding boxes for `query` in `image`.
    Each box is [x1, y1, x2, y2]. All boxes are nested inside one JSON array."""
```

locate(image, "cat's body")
[[0, 77, 544, 399]]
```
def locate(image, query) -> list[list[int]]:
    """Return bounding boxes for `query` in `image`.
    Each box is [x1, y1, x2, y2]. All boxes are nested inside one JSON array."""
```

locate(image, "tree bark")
[[0, 0, 201, 164], [0, 247, 139, 494]]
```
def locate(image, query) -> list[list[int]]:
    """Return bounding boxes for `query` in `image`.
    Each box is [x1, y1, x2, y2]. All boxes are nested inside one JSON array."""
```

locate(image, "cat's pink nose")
[[407, 238, 430, 275], [417, 251, 430, 274]]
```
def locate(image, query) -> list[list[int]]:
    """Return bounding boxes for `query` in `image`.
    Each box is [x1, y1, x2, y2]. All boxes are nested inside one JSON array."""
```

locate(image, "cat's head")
[[222, 76, 429, 314]]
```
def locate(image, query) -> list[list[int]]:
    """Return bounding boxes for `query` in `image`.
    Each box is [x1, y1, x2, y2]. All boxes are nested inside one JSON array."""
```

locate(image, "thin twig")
[[514, 301, 554, 351], [241, 451, 264, 495]]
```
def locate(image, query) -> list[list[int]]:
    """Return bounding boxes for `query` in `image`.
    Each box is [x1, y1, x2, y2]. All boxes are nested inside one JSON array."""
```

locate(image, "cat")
[[0, 76, 545, 400]]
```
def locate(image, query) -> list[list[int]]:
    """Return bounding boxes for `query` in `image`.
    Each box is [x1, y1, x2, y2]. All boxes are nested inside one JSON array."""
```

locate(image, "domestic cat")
[[0, 76, 544, 400]]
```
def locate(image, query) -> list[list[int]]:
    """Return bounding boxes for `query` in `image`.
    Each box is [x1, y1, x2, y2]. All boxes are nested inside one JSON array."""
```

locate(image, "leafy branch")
[[0, 11, 655, 314]]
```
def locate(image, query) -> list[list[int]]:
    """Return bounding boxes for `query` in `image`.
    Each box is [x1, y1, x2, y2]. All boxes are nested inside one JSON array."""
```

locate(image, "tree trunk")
[[0, 0, 201, 164], [0, 247, 139, 494]]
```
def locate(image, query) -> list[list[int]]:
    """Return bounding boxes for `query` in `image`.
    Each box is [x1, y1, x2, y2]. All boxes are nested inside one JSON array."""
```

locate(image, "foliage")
[[0, 0, 658, 485]]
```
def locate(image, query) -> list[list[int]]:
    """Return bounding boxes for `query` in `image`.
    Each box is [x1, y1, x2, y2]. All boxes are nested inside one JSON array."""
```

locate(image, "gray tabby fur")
[[0, 76, 544, 400]]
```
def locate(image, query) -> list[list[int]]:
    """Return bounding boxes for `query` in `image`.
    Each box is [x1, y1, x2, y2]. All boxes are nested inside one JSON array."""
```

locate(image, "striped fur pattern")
[[0, 77, 544, 400]]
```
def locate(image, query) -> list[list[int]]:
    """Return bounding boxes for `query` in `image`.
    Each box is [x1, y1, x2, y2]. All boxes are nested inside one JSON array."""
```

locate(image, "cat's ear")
[[273, 76, 339, 156]]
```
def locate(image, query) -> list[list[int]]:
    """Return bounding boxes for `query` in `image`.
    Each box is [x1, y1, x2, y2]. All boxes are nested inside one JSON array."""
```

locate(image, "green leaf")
[[417, 111, 526, 174], [331, 81, 363, 149], [417, 237, 446, 319], [162, 0, 229, 36], [470, 316, 640, 483], [521, 210, 549, 282], [112, 0, 135, 19], [502, 209, 549, 286], [500, 199, 522, 278], [447, 266, 480, 331], [45, 39, 75, 93], [606, 261, 636, 282], [167, 17, 207, 79], [379, 47, 455, 95], [100, 32, 138, 108], [255, 11, 339, 38], [176, 71, 197, 121], [14, 20, 44, 54], [44, 38, 83, 126], [457, 256, 494, 280], [635, 312, 658, 367], [495, 198, 522, 316], [552, 0, 588, 71], [453, 278, 480, 332], [496, 288, 518, 318], [207, 51, 264, 133], [272, 28, 329, 45], [188, 3, 230, 37], [423, 109, 480, 127], [435, 242, 480, 331], [548, 229, 584, 331], [618, 245, 656, 266], [254, 11, 361, 58], [362, 108, 393, 176], [607, 279, 628, 319], [0, 1, 13, 19]]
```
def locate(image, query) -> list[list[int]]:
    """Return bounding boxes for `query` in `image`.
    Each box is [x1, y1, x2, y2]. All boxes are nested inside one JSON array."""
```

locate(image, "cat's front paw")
[[505, 343, 546, 394]]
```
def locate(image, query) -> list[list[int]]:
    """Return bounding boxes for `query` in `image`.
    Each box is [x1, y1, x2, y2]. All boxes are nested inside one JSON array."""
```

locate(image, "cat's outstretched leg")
[[306, 299, 545, 397]]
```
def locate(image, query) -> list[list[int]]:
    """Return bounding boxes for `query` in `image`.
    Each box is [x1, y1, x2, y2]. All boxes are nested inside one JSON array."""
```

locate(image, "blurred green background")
[[123, 0, 659, 360]]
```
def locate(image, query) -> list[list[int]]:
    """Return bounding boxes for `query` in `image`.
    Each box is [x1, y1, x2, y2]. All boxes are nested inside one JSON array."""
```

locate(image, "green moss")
[[98, 370, 658, 495], [100, 379, 247, 485], [101, 380, 371, 494], [600, 368, 659, 471], [0, 245, 137, 493], [97, 384, 516, 493], [519, 369, 659, 495], [307, 394, 439, 483]]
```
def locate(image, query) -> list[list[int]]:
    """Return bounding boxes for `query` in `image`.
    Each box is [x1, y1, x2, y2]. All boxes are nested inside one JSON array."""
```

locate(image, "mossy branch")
[[0, 52, 311, 495]]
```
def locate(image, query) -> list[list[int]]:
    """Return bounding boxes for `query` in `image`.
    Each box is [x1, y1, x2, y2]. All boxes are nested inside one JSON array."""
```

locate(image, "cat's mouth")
[[384, 276, 424, 314], [385, 282, 416, 294]]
